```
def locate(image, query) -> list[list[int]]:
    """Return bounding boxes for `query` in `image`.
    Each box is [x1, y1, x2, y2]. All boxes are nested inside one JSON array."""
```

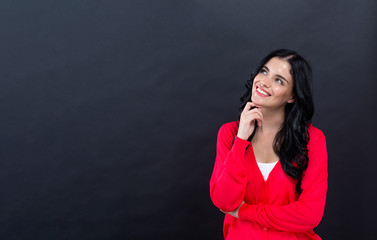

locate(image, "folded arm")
[[237, 129, 328, 232]]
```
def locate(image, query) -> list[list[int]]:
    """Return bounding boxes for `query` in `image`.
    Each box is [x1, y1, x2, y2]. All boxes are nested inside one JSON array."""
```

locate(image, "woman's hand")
[[237, 102, 263, 140], [220, 202, 244, 218]]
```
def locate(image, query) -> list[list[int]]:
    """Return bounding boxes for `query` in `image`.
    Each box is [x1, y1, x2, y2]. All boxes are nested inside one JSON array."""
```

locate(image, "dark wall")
[[1, 1, 376, 239]]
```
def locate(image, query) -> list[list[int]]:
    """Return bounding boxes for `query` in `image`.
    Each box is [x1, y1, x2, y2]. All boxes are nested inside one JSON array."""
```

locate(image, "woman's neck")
[[257, 107, 285, 134]]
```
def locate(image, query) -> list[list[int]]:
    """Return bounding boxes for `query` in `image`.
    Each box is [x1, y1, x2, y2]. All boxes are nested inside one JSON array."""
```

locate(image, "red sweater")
[[210, 121, 328, 240]]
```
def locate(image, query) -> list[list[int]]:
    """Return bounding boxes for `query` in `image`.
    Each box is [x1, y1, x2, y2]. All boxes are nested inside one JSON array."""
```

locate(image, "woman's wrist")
[[236, 133, 249, 141], [237, 127, 250, 140]]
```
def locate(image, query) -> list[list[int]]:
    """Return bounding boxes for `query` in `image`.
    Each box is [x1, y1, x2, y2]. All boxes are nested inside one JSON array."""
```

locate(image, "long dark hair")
[[239, 49, 314, 194]]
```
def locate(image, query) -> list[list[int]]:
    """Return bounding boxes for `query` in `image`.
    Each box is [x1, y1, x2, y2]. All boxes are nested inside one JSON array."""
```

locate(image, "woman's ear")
[[287, 96, 295, 103]]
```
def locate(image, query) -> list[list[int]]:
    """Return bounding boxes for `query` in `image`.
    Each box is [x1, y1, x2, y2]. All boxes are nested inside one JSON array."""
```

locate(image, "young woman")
[[210, 49, 327, 239]]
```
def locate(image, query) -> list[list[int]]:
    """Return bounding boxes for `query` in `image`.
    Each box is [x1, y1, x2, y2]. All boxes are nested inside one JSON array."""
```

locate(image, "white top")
[[257, 161, 278, 181]]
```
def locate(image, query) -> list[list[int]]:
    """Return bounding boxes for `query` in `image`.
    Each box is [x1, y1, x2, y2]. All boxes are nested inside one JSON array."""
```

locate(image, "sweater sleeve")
[[209, 123, 251, 212], [238, 128, 328, 232]]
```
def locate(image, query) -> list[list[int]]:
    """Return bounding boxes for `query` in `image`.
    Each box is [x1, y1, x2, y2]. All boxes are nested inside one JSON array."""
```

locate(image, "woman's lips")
[[256, 87, 271, 96]]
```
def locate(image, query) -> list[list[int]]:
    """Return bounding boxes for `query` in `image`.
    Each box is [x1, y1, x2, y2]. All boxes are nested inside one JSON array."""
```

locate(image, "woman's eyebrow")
[[276, 74, 289, 83]]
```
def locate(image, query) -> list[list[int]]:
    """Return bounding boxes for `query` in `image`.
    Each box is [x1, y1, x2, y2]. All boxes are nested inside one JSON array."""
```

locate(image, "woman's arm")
[[210, 103, 263, 212], [209, 123, 251, 212], [237, 129, 328, 232]]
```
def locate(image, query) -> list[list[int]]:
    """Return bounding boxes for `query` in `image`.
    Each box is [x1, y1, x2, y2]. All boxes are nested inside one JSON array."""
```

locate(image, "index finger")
[[243, 101, 260, 111]]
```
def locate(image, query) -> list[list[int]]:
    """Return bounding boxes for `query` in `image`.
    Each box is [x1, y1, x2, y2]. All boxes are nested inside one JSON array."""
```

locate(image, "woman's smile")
[[256, 86, 271, 97]]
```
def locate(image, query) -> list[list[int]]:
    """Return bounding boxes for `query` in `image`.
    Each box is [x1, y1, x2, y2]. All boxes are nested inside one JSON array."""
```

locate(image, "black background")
[[1, 1, 376, 239]]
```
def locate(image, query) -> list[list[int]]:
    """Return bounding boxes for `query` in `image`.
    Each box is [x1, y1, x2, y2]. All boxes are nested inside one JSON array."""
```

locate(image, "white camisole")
[[257, 161, 278, 181]]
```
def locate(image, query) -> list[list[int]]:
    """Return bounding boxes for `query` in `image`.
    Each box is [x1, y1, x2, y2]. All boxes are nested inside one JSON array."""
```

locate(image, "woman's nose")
[[260, 76, 271, 87]]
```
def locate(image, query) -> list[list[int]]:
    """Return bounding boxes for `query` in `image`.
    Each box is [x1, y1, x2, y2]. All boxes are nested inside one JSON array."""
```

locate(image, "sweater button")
[[262, 227, 268, 231]]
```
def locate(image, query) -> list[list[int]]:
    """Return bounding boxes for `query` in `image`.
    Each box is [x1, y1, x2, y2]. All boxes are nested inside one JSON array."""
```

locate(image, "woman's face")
[[251, 57, 295, 110]]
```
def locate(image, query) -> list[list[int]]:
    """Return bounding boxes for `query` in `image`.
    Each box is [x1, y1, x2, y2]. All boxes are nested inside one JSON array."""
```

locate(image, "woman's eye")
[[260, 69, 267, 74], [276, 78, 283, 85]]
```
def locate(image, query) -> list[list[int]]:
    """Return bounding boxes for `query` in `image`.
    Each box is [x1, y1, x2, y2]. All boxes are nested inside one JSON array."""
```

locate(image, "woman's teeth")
[[257, 87, 270, 96]]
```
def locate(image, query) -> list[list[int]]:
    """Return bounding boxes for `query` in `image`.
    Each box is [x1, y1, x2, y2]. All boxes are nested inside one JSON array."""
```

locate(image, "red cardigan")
[[210, 121, 328, 240]]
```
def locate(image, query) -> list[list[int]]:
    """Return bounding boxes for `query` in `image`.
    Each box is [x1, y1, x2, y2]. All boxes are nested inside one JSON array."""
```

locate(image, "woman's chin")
[[251, 97, 264, 107]]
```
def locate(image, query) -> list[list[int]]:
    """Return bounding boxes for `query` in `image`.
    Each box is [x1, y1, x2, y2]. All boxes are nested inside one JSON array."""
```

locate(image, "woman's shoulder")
[[308, 124, 325, 138], [218, 120, 240, 138], [307, 124, 327, 147]]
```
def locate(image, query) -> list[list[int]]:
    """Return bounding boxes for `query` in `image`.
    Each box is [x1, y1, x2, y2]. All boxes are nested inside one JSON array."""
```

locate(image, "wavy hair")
[[239, 49, 314, 194]]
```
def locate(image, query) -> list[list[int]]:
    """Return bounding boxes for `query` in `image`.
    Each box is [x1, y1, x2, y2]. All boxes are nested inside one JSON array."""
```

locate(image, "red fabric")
[[210, 121, 328, 240]]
